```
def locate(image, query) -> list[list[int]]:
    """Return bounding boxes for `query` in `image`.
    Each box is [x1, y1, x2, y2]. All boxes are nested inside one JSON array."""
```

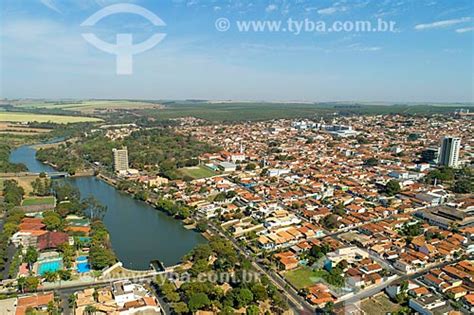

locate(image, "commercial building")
[[416, 206, 474, 229], [438, 137, 461, 167], [113, 147, 129, 172], [408, 294, 452, 315], [218, 161, 237, 172]]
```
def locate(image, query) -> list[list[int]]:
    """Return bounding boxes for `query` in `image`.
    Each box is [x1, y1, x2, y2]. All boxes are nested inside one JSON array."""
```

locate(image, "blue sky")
[[0, 0, 473, 102]]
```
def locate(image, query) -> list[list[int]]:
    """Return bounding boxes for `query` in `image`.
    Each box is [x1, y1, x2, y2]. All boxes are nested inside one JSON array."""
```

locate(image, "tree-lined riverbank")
[[9, 145, 205, 269]]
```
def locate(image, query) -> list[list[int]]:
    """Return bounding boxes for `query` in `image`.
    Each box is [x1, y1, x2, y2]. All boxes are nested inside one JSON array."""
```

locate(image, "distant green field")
[[178, 166, 218, 179], [0, 112, 102, 123], [22, 196, 55, 206], [13, 100, 159, 113], [143, 102, 473, 121], [6, 99, 473, 122]]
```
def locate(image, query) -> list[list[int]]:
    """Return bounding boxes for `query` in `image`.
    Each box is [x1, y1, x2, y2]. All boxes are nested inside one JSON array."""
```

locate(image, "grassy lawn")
[[178, 165, 218, 179], [0, 112, 102, 123], [22, 196, 55, 206], [361, 293, 401, 314], [284, 267, 328, 289]]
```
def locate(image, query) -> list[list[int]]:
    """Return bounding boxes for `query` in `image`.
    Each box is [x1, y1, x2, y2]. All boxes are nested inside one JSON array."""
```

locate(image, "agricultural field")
[[361, 293, 401, 314], [10, 100, 162, 113], [0, 112, 102, 123], [4, 99, 472, 122], [140, 101, 473, 122], [0, 122, 52, 136], [283, 267, 327, 289], [178, 165, 218, 179]]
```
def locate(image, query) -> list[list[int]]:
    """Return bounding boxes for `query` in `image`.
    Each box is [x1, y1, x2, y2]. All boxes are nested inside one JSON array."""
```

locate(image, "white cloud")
[[455, 26, 474, 33], [347, 43, 382, 52], [265, 4, 278, 13], [39, 0, 61, 13], [317, 6, 348, 15], [414, 17, 471, 30]]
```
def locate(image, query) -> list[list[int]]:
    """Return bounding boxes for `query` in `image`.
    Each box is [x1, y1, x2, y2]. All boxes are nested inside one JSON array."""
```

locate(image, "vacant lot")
[[284, 267, 327, 289], [361, 293, 401, 314], [0, 175, 38, 195], [178, 166, 218, 179], [22, 196, 55, 206], [0, 112, 102, 123]]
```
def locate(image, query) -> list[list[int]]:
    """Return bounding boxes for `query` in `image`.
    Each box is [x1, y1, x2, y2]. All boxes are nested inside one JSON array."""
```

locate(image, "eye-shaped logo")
[[81, 3, 166, 75]]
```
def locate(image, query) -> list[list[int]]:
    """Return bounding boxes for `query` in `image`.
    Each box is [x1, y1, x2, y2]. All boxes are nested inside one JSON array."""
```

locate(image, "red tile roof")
[[37, 232, 68, 250]]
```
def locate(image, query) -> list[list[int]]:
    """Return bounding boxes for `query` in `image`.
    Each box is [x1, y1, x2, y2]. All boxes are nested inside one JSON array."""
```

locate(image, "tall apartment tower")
[[438, 137, 461, 167], [113, 147, 129, 172]]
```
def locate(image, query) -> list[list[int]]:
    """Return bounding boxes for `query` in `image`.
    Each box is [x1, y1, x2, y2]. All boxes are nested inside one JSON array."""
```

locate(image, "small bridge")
[[40, 172, 69, 178], [0, 171, 69, 178]]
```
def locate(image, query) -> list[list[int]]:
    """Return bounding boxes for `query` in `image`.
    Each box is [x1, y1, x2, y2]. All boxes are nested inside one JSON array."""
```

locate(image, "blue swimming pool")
[[78, 237, 91, 243], [38, 259, 62, 275], [76, 256, 91, 273]]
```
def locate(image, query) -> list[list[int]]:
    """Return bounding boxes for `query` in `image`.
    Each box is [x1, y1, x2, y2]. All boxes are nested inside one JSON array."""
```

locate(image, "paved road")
[[334, 257, 465, 308], [205, 220, 315, 314], [1, 244, 17, 280]]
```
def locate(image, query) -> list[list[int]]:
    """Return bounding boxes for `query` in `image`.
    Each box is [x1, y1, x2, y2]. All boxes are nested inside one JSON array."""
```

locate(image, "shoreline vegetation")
[[7, 138, 209, 266]]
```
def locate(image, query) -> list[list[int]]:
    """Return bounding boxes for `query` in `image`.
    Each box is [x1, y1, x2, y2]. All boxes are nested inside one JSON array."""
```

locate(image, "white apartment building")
[[113, 147, 129, 172], [438, 136, 461, 167]]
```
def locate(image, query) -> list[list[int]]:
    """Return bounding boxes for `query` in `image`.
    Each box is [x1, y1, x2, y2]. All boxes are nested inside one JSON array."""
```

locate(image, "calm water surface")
[[10, 145, 205, 269]]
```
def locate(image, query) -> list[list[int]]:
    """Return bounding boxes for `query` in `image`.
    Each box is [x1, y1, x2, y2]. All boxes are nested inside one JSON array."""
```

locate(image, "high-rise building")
[[421, 147, 439, 164], [113, 147, 129, 172], [438, 137, 461, 167]]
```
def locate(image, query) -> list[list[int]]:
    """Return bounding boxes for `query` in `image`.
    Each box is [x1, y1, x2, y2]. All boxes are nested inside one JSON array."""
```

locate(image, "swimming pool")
[[76, 256, 91, 273], [38, 259, 63, 275], [78, 237, 91, 243]]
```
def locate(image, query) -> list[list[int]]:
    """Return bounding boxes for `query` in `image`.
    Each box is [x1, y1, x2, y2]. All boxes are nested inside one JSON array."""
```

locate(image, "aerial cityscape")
[[1, 0, 473, 315]]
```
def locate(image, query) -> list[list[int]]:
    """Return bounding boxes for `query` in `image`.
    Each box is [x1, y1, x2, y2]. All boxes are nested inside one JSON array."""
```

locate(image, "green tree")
[[47, 300, 60, 315], [323, 301, 334, 314], [3, 180, 24, 206], [18, 276, 39, 292], [24, 246, 38, 270], [196, 220, 208, 232], [172, 302, 189, 314], [321, 214, 339, 230], [188, 292, 211, 312], [58, 243, 75, 268], [82, 196, 108, 220], [453, 179, 472, 193], [385, 180, 401, 196], [235, 288, 254, 308], [250, 283, 268, 301], [84, 305, 97, 315], [364, 157, 379, 167], [68, 294, 76, 308], [214, 193, 226, 202], [246, 305, 260, 315], [42, 211, 63, 231], [245, 163, 257, 171], [190, 259, 210, 277], [43, 271, 58, 283]]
